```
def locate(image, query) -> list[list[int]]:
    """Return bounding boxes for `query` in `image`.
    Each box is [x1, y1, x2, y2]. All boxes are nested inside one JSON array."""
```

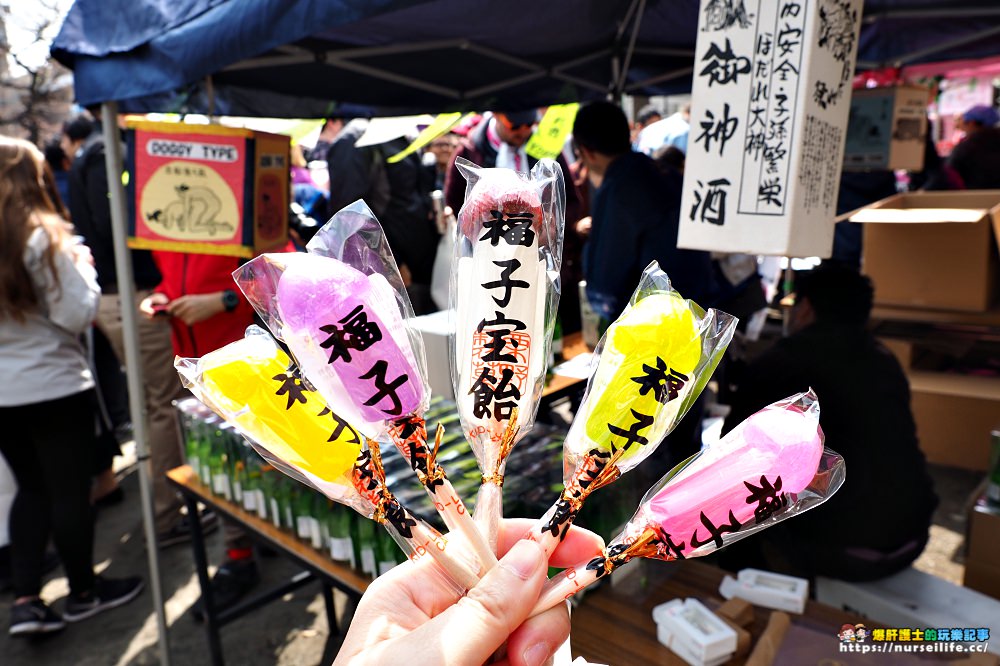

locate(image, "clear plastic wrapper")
[[449, 158, 566, 552], [175, 327, 479, 593], [532, 390, 845, 615], [236, 201, 496, 575], [235, 250, 428, 438], [527, 261, 737, 556]]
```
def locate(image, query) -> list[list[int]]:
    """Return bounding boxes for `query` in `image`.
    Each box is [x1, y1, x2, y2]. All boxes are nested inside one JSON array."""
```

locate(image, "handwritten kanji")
[[318, 304, 382, 364], [482, 259, 529, 308], [359, 360, 408, 416], [480, 210, 535, 247]]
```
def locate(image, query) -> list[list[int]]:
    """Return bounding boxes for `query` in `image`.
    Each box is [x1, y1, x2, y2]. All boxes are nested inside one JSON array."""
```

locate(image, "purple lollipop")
[[276, 253, 423, 430]]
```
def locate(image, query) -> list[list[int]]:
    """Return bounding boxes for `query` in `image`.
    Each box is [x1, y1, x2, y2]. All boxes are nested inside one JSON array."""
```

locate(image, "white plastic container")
[[719, 568, 809, 614]]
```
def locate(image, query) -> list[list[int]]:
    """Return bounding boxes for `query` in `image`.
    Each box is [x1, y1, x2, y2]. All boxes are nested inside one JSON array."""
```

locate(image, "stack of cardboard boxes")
[[850, 192, 1000, 600], [850, 190, 1000, 470]]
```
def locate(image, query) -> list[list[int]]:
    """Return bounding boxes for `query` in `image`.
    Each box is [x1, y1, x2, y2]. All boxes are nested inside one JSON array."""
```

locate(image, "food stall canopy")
[[52, 0, 1000, 117]]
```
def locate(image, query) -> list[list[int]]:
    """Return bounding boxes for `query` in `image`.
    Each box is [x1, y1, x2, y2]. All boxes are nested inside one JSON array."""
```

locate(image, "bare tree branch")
[[1, 2, 73, 144]]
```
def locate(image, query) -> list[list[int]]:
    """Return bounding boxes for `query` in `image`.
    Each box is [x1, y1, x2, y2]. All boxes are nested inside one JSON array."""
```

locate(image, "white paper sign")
[[678, 0, 863, 258]]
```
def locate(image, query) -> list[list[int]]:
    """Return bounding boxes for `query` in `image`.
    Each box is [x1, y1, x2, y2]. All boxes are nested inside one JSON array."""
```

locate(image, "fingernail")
[[522, 641, 552, 666], [500, 539, 542, 580]]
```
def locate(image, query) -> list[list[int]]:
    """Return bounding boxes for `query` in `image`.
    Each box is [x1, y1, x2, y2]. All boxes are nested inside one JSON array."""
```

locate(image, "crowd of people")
[[4, 96, 995, 654]]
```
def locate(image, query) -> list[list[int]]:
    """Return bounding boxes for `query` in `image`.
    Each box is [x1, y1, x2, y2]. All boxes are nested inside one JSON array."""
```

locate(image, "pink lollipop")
[[276, 253, 423, 426], [530, 390, 843, 616], [648, 401, 823, 551]]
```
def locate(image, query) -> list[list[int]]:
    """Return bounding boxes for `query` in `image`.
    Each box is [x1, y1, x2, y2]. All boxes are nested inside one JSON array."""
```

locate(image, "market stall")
[[47, 1, 1000, 664]]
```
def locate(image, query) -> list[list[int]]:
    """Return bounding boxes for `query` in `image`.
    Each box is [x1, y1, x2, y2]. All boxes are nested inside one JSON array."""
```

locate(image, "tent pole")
[[100, 101, 172, 666], [206, 76, 216, 119], [615, 0, 646, 98]]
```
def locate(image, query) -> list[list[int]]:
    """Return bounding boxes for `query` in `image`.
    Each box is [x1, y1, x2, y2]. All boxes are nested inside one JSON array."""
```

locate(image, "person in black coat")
[[720, 265, 937, 581]]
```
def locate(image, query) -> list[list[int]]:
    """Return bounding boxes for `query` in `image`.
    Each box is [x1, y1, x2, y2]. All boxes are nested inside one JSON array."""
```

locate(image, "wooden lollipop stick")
[[390, 419, 498, 576]]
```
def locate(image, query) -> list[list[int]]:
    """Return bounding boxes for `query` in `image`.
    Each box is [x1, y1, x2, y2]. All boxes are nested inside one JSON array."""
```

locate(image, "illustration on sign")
[[140, 162, 238, 240]]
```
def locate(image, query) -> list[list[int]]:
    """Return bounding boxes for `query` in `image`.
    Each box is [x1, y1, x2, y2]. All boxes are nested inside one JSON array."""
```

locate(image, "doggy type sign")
[[126, 121, 289, 258]]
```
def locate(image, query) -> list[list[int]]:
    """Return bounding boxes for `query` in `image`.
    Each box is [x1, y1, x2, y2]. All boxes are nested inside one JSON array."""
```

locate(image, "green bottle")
[[228, 429, 244, 506], [279, 477, 295, 532], [354, 517, 377, 578], [376, 529, 399, 577], [178, 403, 200, 479], [309, 493, 326, 550], [252, 460, 270, 522], [240, 441, 258, 514], [209, 425, 232, 501], [262, 467, 284, 529], [199, 417, 215, 486], [186, 419, 202, 483], [328, 505, 356, 568]]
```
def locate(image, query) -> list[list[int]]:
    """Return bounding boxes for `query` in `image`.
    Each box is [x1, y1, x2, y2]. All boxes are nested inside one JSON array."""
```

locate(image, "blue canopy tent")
[[52, 0, 1000, 118], [48, 1, 1000, 663]]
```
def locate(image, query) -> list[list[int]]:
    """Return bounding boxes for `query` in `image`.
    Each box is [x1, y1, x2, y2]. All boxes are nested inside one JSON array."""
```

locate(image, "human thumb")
[[407, 539, 547, 664]]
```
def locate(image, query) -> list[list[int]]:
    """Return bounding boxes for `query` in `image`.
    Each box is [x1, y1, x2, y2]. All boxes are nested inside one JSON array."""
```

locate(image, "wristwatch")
[[221, 289, 239, 312]]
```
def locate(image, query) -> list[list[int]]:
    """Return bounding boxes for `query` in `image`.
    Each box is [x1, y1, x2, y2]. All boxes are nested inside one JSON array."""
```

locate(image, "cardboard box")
[[125, 121, 290, 258], [852, 191, 1000, 312], [965, 496, 1000, 600], [965, 561, 1000, 601], [843, 86, 929, 172], [909, 372, 1000, 470]]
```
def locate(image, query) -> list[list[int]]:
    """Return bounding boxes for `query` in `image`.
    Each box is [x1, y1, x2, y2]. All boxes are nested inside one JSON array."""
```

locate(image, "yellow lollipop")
[[577, 291, 703, 468], [199, 334, 362, 485]]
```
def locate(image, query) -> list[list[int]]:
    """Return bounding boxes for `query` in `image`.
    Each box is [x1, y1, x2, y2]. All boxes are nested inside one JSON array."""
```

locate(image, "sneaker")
[[157, 509, 219, 548], [192, 559, 259, 622], [63, 576, 144, 622], [10, 599, 66, 636]]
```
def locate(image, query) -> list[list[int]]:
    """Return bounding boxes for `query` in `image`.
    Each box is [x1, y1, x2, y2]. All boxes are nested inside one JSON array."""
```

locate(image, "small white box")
[[719, 568, 809, 614], [652, 598, 737, 666]]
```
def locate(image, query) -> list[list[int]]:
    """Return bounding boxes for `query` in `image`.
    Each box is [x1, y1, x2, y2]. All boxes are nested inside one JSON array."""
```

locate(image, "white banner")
[[678, 0, 863, 257]]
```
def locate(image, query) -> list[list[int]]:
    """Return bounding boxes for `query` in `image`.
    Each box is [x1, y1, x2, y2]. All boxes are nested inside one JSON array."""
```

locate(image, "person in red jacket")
[[139, 252, 255, 357], [138, 244, 289, 615]]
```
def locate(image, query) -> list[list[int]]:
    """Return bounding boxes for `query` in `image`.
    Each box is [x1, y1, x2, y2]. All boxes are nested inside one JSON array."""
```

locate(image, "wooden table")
[[571, 559, 867, 665], [166, 465, 369, 666]]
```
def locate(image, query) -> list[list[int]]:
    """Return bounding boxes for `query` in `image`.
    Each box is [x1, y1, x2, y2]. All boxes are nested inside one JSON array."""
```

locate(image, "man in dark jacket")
[[571, 101, 717, 322], [572, 101, 717, 473], [721, 265, 937, 581]]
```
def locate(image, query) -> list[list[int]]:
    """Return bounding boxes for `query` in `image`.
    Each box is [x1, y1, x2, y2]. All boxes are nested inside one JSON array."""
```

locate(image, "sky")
[[2, 0, 74, 74]]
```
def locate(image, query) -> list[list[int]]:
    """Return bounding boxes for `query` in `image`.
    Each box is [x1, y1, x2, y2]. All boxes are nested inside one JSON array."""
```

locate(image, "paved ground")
[[0, 456, 984, 665]]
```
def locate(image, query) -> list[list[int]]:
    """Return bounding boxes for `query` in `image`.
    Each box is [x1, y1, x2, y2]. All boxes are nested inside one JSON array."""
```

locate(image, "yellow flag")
[[525, 103, 579, 161], [386, 112, 468, 164], [200, 336, 362, 485]]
